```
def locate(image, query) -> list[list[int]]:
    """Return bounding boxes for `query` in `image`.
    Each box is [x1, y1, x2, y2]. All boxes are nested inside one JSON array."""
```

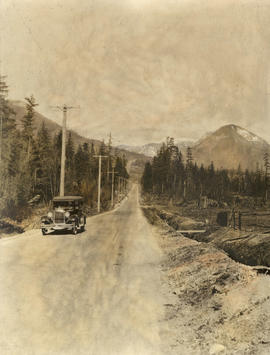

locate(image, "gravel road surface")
[[0, 185, 166, 355]]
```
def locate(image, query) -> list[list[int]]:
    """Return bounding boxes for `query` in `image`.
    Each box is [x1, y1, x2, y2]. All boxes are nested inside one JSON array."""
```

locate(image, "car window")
[[53, 201, 72, 208]]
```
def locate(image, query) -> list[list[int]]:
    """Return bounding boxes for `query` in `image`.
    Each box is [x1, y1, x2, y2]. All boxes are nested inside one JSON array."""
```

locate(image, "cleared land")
[[143, 204, 270, 354]]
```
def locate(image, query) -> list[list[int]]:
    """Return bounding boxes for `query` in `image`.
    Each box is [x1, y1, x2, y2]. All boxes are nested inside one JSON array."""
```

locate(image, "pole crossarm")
[[50, 105, 80, 111]]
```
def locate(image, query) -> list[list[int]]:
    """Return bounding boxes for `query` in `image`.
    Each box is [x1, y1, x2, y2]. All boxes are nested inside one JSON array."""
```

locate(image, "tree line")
[[0, 76, 129, 221], [141, 137, 268, 206]]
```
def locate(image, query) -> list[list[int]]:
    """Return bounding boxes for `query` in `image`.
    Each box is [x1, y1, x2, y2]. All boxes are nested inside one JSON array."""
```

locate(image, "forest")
[[141, 137, 269, 207], [0, 76, 129, 221]]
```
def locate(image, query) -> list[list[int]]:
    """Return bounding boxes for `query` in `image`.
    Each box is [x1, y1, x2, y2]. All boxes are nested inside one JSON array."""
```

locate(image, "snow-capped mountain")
[[192, 124, 269, 170], [117, 143, 161, 157], [118, 139, 195, 158], [118, 124, 269, 171]]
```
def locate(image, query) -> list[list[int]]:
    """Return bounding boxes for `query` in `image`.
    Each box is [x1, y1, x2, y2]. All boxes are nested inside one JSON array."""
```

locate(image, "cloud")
[[1, 0, 270, 145]]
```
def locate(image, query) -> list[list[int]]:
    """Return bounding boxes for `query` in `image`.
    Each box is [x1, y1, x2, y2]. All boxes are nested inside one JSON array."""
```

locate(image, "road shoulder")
[[149, 218, 270, 354]]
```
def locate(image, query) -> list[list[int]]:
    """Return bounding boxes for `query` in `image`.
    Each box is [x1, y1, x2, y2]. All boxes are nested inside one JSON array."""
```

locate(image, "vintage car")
[[41, 196, 86, 235]]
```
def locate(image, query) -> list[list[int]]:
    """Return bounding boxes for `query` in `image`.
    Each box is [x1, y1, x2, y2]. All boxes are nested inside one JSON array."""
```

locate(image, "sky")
[[1, 0, 270, 145]]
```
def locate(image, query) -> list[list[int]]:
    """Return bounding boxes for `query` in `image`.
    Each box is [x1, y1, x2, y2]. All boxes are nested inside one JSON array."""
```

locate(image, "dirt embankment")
[[0, 207, 48, 238], [0, 219, 24, 235], [143, 206, 270, 268], [203, 229, 270, 268], [146, 209, 270, 354]]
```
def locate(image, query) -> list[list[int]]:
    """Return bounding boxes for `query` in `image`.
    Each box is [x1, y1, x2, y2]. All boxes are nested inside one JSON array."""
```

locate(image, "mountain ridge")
[[118, 124, 269, 171], [9, 100, 148, 163], [193, 124, 269, 170], [10, 100, 269, 171], [118, 139, 195, 158]]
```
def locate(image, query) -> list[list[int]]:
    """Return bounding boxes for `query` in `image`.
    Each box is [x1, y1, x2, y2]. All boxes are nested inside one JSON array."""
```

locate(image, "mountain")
[[119, 124, 269, 171], [10, 100, 102, 147], [9, 100, 148, 163], [118, 139, 195, 158], [176, 139, 196, 154], [192, 124, 269, 170], [117, 143, 161, 158], [11, 101, 267, 171]]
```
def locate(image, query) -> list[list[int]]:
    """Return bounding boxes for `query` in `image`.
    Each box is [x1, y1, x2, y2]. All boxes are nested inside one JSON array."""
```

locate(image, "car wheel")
[[72, 226, 78, 235], [42, 228, 46, 235], [81, 225, 85, 232]]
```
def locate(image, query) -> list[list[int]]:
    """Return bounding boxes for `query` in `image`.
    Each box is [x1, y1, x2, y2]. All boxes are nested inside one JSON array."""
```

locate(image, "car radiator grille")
[[54, 211, 65, 223]]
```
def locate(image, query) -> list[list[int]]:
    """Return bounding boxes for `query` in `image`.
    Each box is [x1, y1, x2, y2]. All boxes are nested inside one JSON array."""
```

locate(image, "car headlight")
[[47, 212, 53, 218], [65, 211, 70, 218]]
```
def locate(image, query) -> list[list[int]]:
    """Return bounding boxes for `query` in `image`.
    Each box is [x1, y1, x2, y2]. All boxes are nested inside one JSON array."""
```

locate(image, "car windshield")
[[53, 201, 74, 209]]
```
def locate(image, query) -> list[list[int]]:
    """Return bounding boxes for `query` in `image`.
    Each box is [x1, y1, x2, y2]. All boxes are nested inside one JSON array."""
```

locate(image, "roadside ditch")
[[142, 206, 270, 269], [142, 205, 270, 354]]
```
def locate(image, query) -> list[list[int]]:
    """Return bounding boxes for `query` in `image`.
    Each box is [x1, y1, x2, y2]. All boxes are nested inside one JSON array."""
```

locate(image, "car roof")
[[53, 196, 83, 202]]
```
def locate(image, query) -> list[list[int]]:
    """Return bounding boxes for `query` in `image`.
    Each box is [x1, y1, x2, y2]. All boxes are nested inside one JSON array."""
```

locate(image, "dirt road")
[[0, 185, 166, 355]]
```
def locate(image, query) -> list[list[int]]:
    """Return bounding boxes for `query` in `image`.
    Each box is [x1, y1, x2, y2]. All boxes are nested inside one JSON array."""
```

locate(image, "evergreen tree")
[[65, 132, 75, 194], [21, 95, 38, 161], [36, 122, 53, 202], [264, 152, 270, 200], [74, 144, 85, 185], [141, 162, 153, 192]]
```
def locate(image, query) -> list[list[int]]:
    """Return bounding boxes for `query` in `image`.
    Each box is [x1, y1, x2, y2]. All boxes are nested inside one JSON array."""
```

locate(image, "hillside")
[[10, 100, 101, 147], [10, 100, 148, 164], [192, 124, 270, 170], [12, 101, 267, 172]]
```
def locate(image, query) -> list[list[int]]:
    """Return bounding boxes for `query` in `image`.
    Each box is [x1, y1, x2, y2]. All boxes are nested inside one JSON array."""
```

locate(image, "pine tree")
[[264, 152, 270, 201], [51, 131, 62, 196], [75, 144, 85, 185], [65, 132, 75, 194], [142, 162, 153, 192], [36, 122, 53, 202], [186, 146, 193, 167], [0, 76, 22, 217], [21, 95, 38, 161]]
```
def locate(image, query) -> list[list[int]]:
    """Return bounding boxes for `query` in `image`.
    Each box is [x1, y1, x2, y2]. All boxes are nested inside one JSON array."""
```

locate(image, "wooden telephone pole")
[[51, 105, 79, 197], [107, 132, 112, 182], [94, 155, 108, 213], [108, 157, 117, 208], [0, 75, 8, 167], [118, 176, 127, 202]]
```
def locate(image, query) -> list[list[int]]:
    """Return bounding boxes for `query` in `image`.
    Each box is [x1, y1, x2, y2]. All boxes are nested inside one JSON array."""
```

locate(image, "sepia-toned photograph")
[[1, 0, 270, 354]]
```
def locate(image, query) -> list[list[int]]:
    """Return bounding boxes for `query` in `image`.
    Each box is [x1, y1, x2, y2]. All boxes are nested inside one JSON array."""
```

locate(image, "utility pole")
[[94, 154, 108, 213], [51, 104, 79, 196], [108, 157, 117, 208], [111, 167, 115, 207], [118, 176, 122, 202], [122, 177, 127, 196], [0, 75, 8, 167], [107, 132, 112, 182], [117, 176, 127, 202]]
